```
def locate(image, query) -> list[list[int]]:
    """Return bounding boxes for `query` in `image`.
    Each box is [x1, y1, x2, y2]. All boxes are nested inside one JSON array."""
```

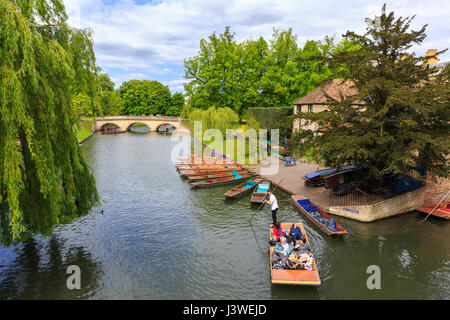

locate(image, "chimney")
[[423, 49, 438, 66]]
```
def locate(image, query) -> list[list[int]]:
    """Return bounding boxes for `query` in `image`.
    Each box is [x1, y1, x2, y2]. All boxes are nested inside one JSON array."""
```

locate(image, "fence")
[[328, 189, 381, 207]]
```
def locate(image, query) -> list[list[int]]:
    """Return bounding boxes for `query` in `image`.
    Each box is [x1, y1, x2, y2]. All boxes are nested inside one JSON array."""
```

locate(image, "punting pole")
[[418, 189, 450, 223], [248, 178, 283, 257], [249, 178, 284, 223]]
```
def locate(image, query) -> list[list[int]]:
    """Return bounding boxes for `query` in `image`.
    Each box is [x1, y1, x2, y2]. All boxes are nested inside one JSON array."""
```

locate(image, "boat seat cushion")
[[257, 184, 270, 192]]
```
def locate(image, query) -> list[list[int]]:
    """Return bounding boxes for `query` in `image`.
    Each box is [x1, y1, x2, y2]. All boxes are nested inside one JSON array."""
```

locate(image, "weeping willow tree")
[[189, 106, 239, 133], [0, 0, 99, 245]]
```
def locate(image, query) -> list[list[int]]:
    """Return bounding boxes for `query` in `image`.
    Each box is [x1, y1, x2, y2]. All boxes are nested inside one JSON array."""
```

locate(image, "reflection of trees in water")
[[0, 235, 103, 299]]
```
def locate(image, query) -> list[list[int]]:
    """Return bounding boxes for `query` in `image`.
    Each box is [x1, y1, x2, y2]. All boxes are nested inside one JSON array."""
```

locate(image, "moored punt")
[[416, 201, 450, 220], [185, 169, 250, 182], [270, 223, 321, 286], [250, 180, 271, 203], [224, 178, 261, 198], [179, 168, 246, 176], [190, 174, 255, 188], [176, 164, 241, 171], [101, 130, 125, 134], [291, 195, 348, 236]]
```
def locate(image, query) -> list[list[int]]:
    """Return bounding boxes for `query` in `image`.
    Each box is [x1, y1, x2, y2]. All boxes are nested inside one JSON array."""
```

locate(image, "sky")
[[63, 0, 450, 92]]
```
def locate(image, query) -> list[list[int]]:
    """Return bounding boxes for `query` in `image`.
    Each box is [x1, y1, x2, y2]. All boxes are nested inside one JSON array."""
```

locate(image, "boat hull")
[[224, 178, 261, 198], [291, 195, 348, 236], [191, 175, 255, 188]]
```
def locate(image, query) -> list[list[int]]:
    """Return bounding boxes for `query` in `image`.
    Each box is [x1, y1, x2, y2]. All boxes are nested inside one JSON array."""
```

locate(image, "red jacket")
[[272, 227, 284, 239]]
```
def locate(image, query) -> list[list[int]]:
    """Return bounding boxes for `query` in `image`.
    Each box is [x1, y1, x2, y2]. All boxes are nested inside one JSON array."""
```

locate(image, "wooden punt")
[[176, 164, 240, 171], [101, 130, 125, 134], [416, 201, 450, 220], [250, 180, 271, 203], [291, 195, 348, 236], [224, 178, 261, 198], [190, 174, 255, 188], [270, 223, 321, 286], [185, 170, 250, 182], [179, 168, 247, 176]]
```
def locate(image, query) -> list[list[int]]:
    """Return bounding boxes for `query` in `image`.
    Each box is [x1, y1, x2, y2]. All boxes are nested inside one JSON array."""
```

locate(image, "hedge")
[[247, 107, 293, 140]]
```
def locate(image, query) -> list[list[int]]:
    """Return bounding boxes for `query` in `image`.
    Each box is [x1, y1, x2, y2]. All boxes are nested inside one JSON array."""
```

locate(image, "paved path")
[[243, 157, 331, 210]]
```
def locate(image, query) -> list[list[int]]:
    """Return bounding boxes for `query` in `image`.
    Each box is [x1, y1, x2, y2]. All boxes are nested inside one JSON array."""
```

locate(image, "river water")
[[0, 130, 449, 299]]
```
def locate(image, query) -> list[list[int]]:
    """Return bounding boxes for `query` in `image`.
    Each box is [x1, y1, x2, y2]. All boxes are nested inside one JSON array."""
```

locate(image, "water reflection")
[[0, 235, 103, 299]]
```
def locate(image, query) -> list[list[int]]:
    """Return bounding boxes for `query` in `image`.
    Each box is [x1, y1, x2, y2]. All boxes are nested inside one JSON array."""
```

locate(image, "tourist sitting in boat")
[[288, 223, 304, 242], [273, 237, 294, 268], [268, 234, 279, 246], [295, 238, 314, 266], [272, 222, 285, 241]]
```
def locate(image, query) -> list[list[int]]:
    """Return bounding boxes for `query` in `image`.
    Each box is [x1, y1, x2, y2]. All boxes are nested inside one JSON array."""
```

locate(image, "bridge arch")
[[127, 122, 151, 132], [99, 123, 121, 132], [156, 123, 177, 132]]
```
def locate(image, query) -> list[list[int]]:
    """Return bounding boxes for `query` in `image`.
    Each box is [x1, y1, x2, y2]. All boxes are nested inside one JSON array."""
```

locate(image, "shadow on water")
[[0, 235, 103, 299]]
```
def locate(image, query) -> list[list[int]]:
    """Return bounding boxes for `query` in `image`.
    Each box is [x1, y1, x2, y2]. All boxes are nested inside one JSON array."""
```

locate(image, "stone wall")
[[423, 176, 450, 205]]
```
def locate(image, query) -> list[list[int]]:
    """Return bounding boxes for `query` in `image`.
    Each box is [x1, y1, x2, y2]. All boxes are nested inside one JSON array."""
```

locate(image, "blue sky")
[[64, 0, 450, 92]]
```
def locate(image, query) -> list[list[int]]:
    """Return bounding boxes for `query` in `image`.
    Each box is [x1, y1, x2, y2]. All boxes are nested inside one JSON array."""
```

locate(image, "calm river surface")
[[1, 130, 449, 299]]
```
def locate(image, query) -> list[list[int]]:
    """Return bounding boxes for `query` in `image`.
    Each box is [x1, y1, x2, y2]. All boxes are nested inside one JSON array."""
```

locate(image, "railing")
[[328, 189, 381, 207]]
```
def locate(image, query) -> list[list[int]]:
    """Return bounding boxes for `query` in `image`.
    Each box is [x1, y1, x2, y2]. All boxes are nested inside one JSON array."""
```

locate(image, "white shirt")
[[281, 243, 289, 255], [269, 194, 278, 210]]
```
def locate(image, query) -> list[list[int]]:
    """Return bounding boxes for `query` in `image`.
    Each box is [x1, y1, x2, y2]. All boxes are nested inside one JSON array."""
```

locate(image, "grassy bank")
[[182, 120, 265, 165], [76, 120, 93, 142]]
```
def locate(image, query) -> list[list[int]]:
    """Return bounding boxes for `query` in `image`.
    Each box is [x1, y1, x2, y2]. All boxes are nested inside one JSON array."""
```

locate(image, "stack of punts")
[[291, 195, 348, 236], [270, 223, 321, 286], [185, 169, 250, 182], [224, 178, 261, 198], [416, 201, 450, 220], [176, 163, 241, 171], [250, 180, 271, 203], [176, 155, 228, 164], [190, 173, 255, 188], [179, 168, 247, 176]]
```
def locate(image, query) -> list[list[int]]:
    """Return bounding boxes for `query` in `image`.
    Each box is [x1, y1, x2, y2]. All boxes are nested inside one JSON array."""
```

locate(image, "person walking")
[[264, 190, 279, 226]]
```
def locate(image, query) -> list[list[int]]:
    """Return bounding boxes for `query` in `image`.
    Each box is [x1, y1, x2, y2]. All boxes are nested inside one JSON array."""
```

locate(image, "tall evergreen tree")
[[294, 5, 449, 186], [0, 0, 99, 244]]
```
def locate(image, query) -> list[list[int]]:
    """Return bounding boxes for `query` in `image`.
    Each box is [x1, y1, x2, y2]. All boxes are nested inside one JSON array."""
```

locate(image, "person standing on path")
[[264, 190, 279, 225]]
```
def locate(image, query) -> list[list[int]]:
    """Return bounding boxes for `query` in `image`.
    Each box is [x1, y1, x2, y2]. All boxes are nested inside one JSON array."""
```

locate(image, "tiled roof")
[[294, 79, 361, 105]]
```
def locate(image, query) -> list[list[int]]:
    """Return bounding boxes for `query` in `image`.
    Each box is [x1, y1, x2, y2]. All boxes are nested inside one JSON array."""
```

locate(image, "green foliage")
[[0, 0, 99, 244], [99, 90, 123, 116], [118, 80, 171, 115], [72, 93, 94, 118], [167, 92, 185, 116], [184, 26, 357, 117], [294, 5, 450, 184], [247, 107, 293, 140], [97, 73, 115, 92], [188, 106, 239, 133]]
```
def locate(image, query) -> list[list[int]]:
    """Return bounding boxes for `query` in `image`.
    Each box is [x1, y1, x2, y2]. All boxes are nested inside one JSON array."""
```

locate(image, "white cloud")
[[64, 0, 450, 90]]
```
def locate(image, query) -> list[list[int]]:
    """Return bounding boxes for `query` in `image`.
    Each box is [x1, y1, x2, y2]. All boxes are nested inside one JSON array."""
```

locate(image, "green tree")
[[184, 26, 357, 117], [294, 6, 450, 186], [72, 93, 93, 118], [0, 0, 99, 244], [119, 80, 171, 115], [167, 92, 185, 116], [97, 73, 115, 92], [99, 90, 123, 116]]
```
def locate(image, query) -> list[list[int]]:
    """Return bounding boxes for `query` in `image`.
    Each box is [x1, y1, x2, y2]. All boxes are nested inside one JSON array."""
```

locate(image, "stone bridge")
[[92, 116, 186, 132]]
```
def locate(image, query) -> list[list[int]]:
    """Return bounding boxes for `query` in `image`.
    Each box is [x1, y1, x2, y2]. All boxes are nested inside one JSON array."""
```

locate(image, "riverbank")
[[76, 119, 93, 143]]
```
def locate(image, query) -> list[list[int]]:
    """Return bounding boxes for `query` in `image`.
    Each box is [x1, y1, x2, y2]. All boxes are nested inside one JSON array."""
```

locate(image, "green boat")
[[223, 177, 261, 198]]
